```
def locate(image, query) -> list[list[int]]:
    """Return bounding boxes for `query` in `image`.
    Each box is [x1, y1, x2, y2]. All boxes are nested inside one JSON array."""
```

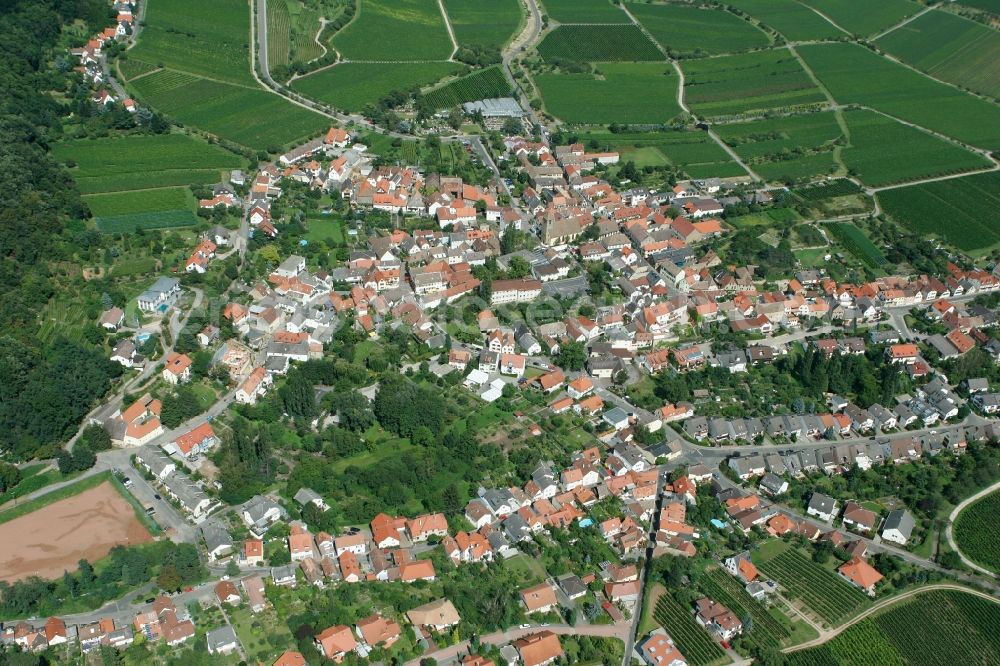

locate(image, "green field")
[[267, 0, 292, 68], [118, 58, 160, 80], [840, 109, 990, 187], [293, 61, 466, 111], [876, 170, 1000, 252], [755, 545, 870, 625], [537, 25, 663, 62], [287, 0, 328, 63], [541, 0, 629, 23], [827, 222, 888, 268], [727, 0, 846, 41], [629, 3, 770, 57], [577, 129, 744, 178], [535, 62, 680, 125], [877, 9, 1000, 100], [793, 178, 861, 201], [87, 188, 199, 233], [652, 595, 727, 666], [443, 0, 522, 49], [953, 489, 1000, 572], [332, 0, 452, 60], [716, 111, 841, 181], [53, 134, 244, 194], [683, 49, 825, 118], [799, 42, 1000, 150], [801, 0, 919, 37], [422, 66, 511, 109], [126, 0, 327, 149], [959, 0, 1000, 11], [786, 590, 1000, 666]]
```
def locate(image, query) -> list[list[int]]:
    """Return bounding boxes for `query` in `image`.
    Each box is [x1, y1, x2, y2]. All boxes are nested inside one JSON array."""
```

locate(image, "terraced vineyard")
[[755, 546, 870, 625], [787, 590, 1000, 665], [537, 25, 663, 62], [953, 488, 1000, 572], [701, 569, 791, 648], [422, 66, 511, 110], [652, 594, 727, 666]]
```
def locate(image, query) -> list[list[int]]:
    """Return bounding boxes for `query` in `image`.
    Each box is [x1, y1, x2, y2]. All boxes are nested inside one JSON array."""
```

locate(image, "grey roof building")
[[881, 509, 916, 544]]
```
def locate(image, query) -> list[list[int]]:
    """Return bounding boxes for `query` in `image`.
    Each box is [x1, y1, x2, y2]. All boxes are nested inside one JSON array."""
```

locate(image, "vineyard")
[[292, 62, 466, 112], [727, 0, 844, 41], [876, 171, 1000, 253], [715, 110, 841, 181], [652, 594, 727, 666], [574, 129, 744, 178], [535, 63, 681, 125], [800, 0, 918, 37], [331, 0, 453, 60], [826, 222, 888, 269], [267, 0, 292, 68], [539, 0, 630, 23], [537, 25, 663, 63], [953, 488, 1000, 572], [701, 569, 791, 648], [96, 210, 199, 234], [755, 546, 870, 625], [422, 66, 511, 110], [118, 58, 160, 81], [443, 0, 523, 49], [792, 179, 861, 201], [787, 590, 1000, 666], [628, 3, 771, 56]]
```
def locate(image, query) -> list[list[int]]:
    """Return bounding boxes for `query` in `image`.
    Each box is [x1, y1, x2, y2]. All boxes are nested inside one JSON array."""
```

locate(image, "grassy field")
[[876, 171, 1000, 253], [578, 129, 745, 177], [953, 488, 1000, 572], [652, 594, 727, 666], [877, 9, 1000, 100], [541, 0, 629, 23], [727, 0, 845, 41], [53, 134, 244, 194], [840, 109, 990, 187], [786, 590, 1000, 666], [0, 465, 68, 507], [629, 3, 770, 56], [293, 61, 465, 111], [333, 0, 453, 60], [443, 0, 522, 49], [537, 25, 663, 62], [267, 0, 292, 68], [126, 0, 327, 150], [754, 543, 870, 625], [536, 62, 680, 125], [682, 49, 825, 118], [85, 187, 192, 218], [422, 66, 511, 109], [801, 0, 920, 37], [799, 42, 1000, 150]]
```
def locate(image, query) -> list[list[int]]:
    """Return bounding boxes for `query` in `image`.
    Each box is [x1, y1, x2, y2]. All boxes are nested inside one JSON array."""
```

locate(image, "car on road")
[[145, 506, 155, 514], [154, 494, 162, 500], [122, 477, 133, 488], [519, 624, 530, 629]]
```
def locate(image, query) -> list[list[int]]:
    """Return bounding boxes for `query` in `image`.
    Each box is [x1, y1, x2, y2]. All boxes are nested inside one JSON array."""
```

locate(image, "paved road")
[[945, 479, 1000, 576], [501, 0, 544, 129]]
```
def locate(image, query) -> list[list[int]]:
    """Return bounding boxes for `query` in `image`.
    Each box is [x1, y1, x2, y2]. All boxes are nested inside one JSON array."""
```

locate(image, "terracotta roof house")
[[514, 630, 563, 666], [520, 582, 559, 614], [355, 613, 401, 649], [406, 598, 461, 631], [273, 651, 307, 666], [399, 560, 436, 582], [838, 557, 883, 595], [315, 625, 357, 662], [215, 580, 241, 605]]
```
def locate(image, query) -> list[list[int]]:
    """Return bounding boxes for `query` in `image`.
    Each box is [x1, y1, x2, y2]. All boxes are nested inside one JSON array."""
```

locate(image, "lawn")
[[125, 0, 328, 150], [332, 0, 453, 60], [727, 0, 846, 41], [629, 3, 771, 56], [422, 66, 511, 109], [304, 216, 346, 244], [443, 0, 523, 49], [0, 465, 67, 507], [230, 606, 294, 663], [682, 49, 826, 118], [801, 0, 920, 37], [292, 61, 466, 112], [506, 553, 548, 584], [540, 0, 629, 23], [53, 134, 244, 194], [536, 62, 681, 125], [877, 9, 1000, 100], [876, 171, 1000, 253], [953, 488, 1000, 572], [537, 25, 663, 62], [840, 109, 990, 187], [798, 42, 1000, 150]]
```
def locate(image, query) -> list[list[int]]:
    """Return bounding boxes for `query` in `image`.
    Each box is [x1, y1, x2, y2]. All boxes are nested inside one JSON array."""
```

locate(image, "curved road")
[[945, 479, 1000, 576]]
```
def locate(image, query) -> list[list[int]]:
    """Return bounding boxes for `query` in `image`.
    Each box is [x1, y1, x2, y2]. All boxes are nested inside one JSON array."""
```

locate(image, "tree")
[[71, 443, 97, 472], [0, 462, 22, 493], [557, 341, 586, 371], [447, 107, 463, 130], [157, 565, 181, 592], [78, 423, 112, 451], [280, 370, 317, 421], [225, 560, 240, 578]]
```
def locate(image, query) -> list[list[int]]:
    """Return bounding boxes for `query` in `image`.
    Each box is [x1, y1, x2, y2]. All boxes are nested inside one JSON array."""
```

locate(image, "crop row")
[[652, 595, 726, 666], [792, 179, 861, 201], [701, 569, 788, 647], [826, 222, 888, 268], [422, 66, 511, 110], [953, 489, 1000, 572], [537, 25, 663, 63], [756, 549, 869, 625], [95, 210, 198, 234]]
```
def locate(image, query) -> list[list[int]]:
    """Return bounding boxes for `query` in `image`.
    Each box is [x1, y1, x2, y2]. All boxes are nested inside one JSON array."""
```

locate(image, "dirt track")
[[0, 482, 153, 582]]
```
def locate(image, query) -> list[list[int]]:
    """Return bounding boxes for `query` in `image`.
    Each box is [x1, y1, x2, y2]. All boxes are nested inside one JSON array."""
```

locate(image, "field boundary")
[[0, 470, 111, 526]]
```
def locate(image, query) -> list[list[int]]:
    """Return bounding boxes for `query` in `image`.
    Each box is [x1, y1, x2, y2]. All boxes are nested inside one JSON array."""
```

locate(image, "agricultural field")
[[953, 488, 1000, 572], [575, 129, 744, 178], [125, 0, 327, 149], [754, 545, 870, 625], [535, 63, 680, 125], [117, 58, 159, 81], [682, 50, 825, 118], [443, 0, 522, 49], [840, 109, 990, 187], [628, 3, 771, 57], [267, 0, 292, 68], [877, 9, 1000, 100], [754, 153, 839, 183], [876, 171, 1000, 252], [958, 0, 1000, 12], [798, 42, 1000, 150], [701, 569, 792, 648], [827, 222, 888, 269], [800, 0, 920, 37], [540, 0, 629, 24], [786, 590, 1000, 666], [422, 66, 511, 109], [332, 0, 453, 60], [537, 25, 663, 63], [652, 595, 727, 666], [52, 134, 245, 194], [792, 178, 861, 201], [286, 0, 329, 63], [86, 187, 198, 234], [727, 0, 845, 41], [292, 62, 466, 111], [715, 111, 842, 181]]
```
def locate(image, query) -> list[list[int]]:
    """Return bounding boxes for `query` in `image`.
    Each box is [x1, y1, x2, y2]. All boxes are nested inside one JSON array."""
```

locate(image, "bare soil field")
[[0, 482, 153, 582]]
